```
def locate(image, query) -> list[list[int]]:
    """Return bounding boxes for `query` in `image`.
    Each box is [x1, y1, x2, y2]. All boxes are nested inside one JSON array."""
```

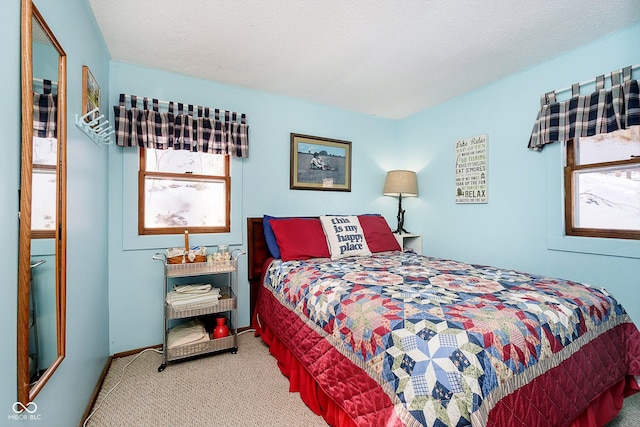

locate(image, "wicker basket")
[[167, 231, 206, 264], [167, 252, 206, 264], [167, 334, 236, 361], [166, 293, 237, 320]]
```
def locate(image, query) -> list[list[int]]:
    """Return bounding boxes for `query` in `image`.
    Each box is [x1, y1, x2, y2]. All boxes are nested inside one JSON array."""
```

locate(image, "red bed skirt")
[[569, 375, 638, 427]]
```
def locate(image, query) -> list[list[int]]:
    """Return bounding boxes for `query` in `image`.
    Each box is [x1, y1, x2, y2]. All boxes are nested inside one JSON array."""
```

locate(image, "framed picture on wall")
[[455, 134, 488, 203], [290, 133, 352, 191], [82, 65, 100, 124]]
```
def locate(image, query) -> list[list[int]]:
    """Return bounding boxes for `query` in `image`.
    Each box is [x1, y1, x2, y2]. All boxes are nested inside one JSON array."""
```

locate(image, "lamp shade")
[[383, 170, 418, 197]]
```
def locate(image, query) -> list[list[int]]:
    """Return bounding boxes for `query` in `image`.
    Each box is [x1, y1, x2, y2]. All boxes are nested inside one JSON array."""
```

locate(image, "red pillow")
[[269, 218, 330, 261], [358, 215, 401, 252]]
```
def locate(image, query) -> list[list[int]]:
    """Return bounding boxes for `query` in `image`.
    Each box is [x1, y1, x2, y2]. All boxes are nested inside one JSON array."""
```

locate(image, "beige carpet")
[[85, 331, 327, 427], [85, 332, 640, 426]]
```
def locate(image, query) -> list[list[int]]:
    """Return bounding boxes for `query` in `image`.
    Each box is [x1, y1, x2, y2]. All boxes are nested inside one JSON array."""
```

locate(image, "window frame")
[[564, 138, 640, 240], [138, 148, 231, 236]]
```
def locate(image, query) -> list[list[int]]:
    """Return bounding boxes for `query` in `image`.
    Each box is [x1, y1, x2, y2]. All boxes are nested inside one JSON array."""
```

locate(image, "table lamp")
[[383, 170, 418, 234]]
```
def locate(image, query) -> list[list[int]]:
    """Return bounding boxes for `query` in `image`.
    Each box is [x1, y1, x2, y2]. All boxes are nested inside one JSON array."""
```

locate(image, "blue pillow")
[[263, 215, 285, 258]]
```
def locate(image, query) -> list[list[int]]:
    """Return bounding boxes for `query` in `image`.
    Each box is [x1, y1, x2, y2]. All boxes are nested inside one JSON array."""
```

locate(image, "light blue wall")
[[1, 0, 111, 425], [399, 23, 640, 323], [107, 61, 400, 353]]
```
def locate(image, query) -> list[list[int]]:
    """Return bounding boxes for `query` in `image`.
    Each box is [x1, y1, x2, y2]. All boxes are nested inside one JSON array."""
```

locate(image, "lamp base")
[[393, 227, 410, 235], [393, 194, 409, 235]]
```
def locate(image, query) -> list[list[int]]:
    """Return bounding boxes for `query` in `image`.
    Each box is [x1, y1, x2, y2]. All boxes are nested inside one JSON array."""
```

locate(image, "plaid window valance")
[[528, 66, 639, 151], [113, 94, 249, 157], [33, 79, 57, 139]]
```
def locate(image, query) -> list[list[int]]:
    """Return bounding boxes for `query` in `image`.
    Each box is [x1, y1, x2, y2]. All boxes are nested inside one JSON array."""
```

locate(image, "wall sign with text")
[[455, 134, 488, 204]]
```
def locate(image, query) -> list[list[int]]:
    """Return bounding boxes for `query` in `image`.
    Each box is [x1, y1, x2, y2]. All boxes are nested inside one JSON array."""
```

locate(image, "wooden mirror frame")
[[17, 0, 67, 405]]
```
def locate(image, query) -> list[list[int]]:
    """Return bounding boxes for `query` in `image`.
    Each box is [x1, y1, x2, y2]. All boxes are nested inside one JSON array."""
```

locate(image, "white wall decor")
[[455, 134, 488, 204]]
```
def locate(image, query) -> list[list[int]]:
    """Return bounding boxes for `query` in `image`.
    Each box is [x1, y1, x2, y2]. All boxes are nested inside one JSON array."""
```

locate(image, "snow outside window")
[[139, 148, 230, 235], [565, 127, 640, 240]]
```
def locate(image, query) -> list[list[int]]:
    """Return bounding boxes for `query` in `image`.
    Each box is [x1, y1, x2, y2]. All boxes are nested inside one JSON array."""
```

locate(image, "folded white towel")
[[167, 319, 209, 348], [166, 288, 221, 307], [173, 283, 215, 294], [167, 295, 220, 307]]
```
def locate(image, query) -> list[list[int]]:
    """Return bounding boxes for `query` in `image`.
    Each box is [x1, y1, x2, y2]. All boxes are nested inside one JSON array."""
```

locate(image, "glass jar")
[[218, 245, 230, 264]]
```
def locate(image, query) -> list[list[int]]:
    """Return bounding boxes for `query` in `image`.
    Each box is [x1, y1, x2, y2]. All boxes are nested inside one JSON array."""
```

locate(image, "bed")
[[247, 215, 640, 427]]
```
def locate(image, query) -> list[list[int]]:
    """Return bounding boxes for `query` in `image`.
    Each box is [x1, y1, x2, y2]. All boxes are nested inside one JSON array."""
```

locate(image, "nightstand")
[[394, 233, 422, 255]]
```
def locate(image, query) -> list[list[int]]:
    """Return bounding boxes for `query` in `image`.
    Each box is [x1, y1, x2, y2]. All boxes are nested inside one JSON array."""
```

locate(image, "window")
[[139, 148, 230, 235], [32, 137, 57, 238], [564, 127, 640, 240]]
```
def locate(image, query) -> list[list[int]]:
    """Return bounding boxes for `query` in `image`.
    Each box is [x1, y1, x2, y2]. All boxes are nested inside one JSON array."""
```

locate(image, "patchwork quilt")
[[260, 251, 640, 427]]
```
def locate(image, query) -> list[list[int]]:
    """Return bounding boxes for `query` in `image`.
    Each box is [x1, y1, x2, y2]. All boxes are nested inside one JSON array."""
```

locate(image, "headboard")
[[247, 217, 270, 319]]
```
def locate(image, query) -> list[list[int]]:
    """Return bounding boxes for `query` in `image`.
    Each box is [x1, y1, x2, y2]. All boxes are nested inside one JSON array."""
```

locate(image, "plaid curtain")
[[113, 94, 249, 157], [528, 66, 639, 151], [33, 79, 57, 139]]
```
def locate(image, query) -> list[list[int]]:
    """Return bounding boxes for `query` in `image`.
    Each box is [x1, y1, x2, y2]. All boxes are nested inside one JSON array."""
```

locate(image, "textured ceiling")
[[88, 0, 640, 119]]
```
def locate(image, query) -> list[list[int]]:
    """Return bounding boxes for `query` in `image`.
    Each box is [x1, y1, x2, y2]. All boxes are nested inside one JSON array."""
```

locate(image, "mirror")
[[17, 0, 67, 405]]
